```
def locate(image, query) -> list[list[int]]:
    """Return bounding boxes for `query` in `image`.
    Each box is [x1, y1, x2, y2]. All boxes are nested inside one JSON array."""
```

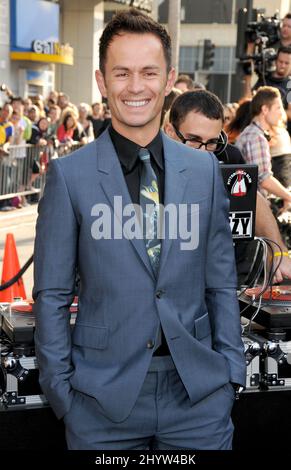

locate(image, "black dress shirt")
[[109, 125, 169, 356], [109, 125, 164, 205]]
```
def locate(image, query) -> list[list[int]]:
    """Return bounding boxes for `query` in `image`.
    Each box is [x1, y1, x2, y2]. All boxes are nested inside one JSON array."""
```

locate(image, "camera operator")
[[274, 14, 291, 49], [242, 13, 286, 97], [253, 47, 291, 134]]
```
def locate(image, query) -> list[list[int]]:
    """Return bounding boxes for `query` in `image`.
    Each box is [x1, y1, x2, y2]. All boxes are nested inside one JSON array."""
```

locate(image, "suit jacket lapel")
[[158, 132, 189, 276], [96, 130, 155, 280]]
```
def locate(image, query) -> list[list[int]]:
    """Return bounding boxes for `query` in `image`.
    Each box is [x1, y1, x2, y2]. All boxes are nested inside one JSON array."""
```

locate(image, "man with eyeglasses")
[[164, 90, 291, 282], [165, 90, 244, 162]]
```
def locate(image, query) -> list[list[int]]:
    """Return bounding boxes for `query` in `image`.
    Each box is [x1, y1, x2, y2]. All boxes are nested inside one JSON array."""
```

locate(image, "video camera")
[[245, 12, 280, 46], [237, 10, 281, 79]]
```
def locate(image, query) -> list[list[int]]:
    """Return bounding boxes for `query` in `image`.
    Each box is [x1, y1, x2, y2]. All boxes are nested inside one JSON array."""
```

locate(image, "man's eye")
[[116, 73, 128, 78]]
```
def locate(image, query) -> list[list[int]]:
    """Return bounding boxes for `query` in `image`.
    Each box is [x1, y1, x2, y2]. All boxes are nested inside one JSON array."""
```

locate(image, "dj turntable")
[[0, 299, 78, 409], [0, 299, 78, 343], [0, 302, 35, 343], [239, 285, 291, 330]]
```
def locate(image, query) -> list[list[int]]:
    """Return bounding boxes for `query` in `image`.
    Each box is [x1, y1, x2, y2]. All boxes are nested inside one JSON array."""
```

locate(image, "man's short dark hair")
[[283, 13, 291, 20], [251, 86, 281, 117], [169, 90, 224, 129], [277, 46, 291, 56], [99, 8, 172, 74]]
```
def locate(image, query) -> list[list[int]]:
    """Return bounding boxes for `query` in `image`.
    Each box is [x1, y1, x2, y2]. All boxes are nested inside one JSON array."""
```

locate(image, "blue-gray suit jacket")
[[33, 129, 246, 423]]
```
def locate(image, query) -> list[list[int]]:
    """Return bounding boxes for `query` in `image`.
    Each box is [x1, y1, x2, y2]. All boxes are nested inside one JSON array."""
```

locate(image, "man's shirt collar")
[[109, 125, 164, 173]]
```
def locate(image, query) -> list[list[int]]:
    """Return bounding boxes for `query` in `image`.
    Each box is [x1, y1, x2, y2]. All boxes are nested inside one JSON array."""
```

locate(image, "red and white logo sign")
[[227, 170, 252, 197]]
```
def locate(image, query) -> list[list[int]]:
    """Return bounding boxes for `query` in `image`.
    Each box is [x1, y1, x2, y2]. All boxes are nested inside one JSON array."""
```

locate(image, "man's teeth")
[[124, 100, 149, 107]]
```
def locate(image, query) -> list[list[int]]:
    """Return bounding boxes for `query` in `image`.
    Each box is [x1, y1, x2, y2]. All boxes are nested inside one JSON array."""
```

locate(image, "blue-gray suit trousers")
[[64, 357, 235, 450]]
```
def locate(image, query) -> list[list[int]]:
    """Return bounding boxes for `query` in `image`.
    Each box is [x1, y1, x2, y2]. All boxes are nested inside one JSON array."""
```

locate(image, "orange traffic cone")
[[0, 233, 26, 302]]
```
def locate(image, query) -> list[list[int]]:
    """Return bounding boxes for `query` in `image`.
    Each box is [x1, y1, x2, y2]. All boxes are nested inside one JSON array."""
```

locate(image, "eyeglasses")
[[172, 124, 225, 152]]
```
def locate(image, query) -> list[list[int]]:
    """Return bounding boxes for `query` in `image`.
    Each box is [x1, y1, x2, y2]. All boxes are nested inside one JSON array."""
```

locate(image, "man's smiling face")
[[95, 32, 175, 141]]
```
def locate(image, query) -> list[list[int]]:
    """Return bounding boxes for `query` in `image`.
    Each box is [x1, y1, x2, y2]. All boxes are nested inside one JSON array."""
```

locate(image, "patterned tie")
[[138, 148, 161, 276]]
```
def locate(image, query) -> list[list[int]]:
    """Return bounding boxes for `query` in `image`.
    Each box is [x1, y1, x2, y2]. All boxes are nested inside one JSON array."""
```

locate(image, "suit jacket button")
[[156, 290, 164, 299], [147, 340, 155, 349]]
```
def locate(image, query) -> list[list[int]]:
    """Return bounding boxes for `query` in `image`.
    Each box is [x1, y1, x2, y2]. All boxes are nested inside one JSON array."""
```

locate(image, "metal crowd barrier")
[[0, 142, 83, 201]]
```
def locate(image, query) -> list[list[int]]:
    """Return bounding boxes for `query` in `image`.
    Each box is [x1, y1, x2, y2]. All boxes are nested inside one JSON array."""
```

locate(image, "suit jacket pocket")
[[72, 323, 109, 349], [194, 311, 211, 340]]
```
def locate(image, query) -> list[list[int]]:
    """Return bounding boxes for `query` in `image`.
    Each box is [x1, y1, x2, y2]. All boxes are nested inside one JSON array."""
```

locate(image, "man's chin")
[[123, 118, 157, 128], [112, 114, 161, 131]]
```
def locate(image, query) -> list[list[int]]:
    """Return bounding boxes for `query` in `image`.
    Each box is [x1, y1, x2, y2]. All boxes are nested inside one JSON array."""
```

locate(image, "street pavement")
[[0, 205, 38, 299]]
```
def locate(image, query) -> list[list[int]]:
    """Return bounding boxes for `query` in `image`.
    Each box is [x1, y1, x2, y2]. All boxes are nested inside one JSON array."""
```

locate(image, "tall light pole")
[[168, 0, 181, 76], [227, 0, 236, 102]]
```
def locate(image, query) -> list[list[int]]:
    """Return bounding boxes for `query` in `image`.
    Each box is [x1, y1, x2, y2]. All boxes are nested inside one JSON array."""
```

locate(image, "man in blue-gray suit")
[[33, 9, 246, 450]]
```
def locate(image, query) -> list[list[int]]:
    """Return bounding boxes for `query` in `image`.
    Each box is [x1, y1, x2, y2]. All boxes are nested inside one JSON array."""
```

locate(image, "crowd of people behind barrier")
[[0, 91, 111, 210]]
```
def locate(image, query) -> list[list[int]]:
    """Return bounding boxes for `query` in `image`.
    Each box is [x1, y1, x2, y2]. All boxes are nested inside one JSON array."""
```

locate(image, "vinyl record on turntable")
[[11, 303, 34, 315]]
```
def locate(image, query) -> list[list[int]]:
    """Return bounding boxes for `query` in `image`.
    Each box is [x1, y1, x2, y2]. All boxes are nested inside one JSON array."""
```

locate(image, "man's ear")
[[95, 70, 107, 98], [165, 67, 176, 96], [164, 122, 178, 141], [261, 104, 269, 117]]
